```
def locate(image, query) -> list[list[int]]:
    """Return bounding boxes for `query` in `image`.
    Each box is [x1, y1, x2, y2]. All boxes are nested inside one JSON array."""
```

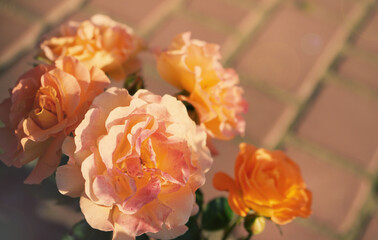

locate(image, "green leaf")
[[201, 197, 234, 231], [123, 72, 144, 95], [195, 189, 204, 214], [136, 234, 150, 240]]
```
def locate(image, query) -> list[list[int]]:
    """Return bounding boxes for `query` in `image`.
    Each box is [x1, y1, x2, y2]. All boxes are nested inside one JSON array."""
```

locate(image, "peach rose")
[[56, 87, 212, 239], [157, 32, 247, 140], [213, 143, 312, 225], [0, 56, 110, 184], [40, 14, 142, 81]]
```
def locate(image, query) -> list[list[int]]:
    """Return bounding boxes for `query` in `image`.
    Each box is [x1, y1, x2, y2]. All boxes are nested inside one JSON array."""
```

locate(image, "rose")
[[56, 87, 212, 239], [213, 143, 312, 224], [40, 14, 142, 81], [157, 32, 247, 140], [0, 56, 110, 184]]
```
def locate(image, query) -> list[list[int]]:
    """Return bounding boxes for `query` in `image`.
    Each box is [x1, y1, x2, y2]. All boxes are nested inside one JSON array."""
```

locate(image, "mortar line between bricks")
[[222, 0, 285, 65], [0, 0, 87, 72], [343, 192, 378, 240], [343, 43, 378, 65], [296, 0, 377, 101], [136, 0, 186, 39], [180, 8, 236, 35], [0, 0, 39, 22], [272, 0, 377, 151], [284, 133, 374, 180], [325, 71, 378, 100], [296, 217, 343, 240]]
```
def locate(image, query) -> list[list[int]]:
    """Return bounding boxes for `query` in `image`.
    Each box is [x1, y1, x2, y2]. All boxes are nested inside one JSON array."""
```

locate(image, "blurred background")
[[0, 0, 377, 239]]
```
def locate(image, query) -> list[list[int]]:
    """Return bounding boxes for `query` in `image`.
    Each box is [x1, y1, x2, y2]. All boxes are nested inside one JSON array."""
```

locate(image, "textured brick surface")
[[13, 0, 68, 18], [236, 4, 337, 94], [315, 0, 356, 22], [338, 55, 378, 90], [0, 0, 377, 239], [0, 12, 34, 57], [362, 215, 378, 240], [355, 10, 378, 55], [149, 14, 228, 50], [0, 51, 38, 101], [252, 221, 332, 240], [188, 0, 248, 25], [285, 145, 369, 232], [90, 0, 167, 26], [243, 86, 293, 147], [201, 140, 240, 202], [297, 83, 378, 167]]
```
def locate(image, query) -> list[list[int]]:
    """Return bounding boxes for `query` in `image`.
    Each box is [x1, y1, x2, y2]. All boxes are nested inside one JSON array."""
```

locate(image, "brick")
[[355, 10, 378, 56], [90, 0, 168, 26], [251, 221, 332, 240], [314, 0, 355, 22], [187, 0, 248, 25], [338, 55, 378, 90], [243, 86, 293, 147], [0, 51, 38, 102], [200, 139, 240, 202], [297, 83, 378, 167], [149, 14, 228, 50], [0, 12, 35, 58], [236, 5, 337, 94], [284, 145, 369, 232], [13, 0, 68, 18], [362, 215, 378, 240]]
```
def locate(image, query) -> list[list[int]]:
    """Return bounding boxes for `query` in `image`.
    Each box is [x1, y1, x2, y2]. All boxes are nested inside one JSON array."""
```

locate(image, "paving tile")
[[236, 5, 337, 94], [0, 51, 38, 102], [149, 14, 228, 50], [338, 55, 378, 91], [297, 83, 378, 167], [243, 86, 293, 147], [355, 10, 378, 56], [0, 12, 34, 58], [200, 140, 240, 203], [13, 0, 68, 18], [251, 220, 332, 240], [284, 145, 369, 232], [362, 215, 378, 240], [187, 0, 248, 25], [90, 0, 169, 26], [314, 0, 355, 22]]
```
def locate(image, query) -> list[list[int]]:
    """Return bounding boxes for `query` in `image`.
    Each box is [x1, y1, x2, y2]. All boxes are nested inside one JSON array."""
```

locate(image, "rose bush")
[[56, 87, 212, 239], [213, 143, 312, 225], [40, 14, 142, 81], [0, 56, 110, 184], [157, 32, 247, 140]]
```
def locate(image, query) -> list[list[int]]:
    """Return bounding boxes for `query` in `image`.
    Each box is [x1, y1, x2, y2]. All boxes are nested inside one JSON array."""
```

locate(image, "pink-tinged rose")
[[40, 14, 143, 81], [0, 56, 110, 184], [56, 87, 212, 239], [157, 32, 247, 140]]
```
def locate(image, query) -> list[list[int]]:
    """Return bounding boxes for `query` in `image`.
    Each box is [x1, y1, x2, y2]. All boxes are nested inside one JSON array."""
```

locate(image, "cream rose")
[[56, 87, 212, 239], [40, 14, 142, 81]]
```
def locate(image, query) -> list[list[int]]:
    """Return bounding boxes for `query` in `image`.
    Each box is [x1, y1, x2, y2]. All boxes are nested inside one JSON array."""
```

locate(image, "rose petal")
[[80, 196, 113, 231]]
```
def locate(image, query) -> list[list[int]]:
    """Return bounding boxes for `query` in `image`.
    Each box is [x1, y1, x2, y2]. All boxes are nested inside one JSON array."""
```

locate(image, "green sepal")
[[201, 197, 234, 231]]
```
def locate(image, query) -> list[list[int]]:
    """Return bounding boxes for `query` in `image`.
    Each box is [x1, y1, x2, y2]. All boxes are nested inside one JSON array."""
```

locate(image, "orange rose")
[[213, 143, 312, 224], [40, 14, 142, 81], [157, 32, 247, 140], [0, 56, 110, 184], [56, 87, 212, 239]]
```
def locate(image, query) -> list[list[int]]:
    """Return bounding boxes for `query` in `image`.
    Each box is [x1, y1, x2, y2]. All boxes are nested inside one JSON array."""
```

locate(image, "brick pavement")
[[0, 0, 377, 240]]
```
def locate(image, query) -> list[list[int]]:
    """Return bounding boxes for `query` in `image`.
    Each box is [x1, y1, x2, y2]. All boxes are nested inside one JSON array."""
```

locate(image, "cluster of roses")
[[0, 15, 311, 240]]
